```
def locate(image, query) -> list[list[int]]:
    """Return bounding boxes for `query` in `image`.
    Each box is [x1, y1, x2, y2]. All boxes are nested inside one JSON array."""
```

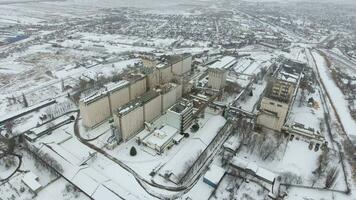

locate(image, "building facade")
[[79, 92, 110, 128], [207, 56, 237, 90], [208, 68, 227, 90], [256, 79, 296, 131], [166, 100, 194, 132]]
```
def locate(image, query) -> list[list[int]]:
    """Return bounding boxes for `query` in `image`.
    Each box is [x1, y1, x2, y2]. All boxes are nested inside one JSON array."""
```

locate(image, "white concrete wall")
[[109, 86, 130, 113], [80, 96, 110, 128], [176, 84, 183, 99], [130, 78, 147, 100], [166, 110, 181, 130], [159, 66, 173, 84], [182, 56, 192, 74], [147, 69, 160, 89], [162, 88, 177, 112], [208, 69, 227, 90], [171, 60, 183, 75], [120, 106, 144, 141], [144, 95, 162, 122], [257, 98, 289, 131]]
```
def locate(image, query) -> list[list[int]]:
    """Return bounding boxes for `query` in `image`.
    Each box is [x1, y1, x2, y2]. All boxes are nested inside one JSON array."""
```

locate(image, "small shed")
[[22, 172, 42, 193], [203, 164, 225, 188]]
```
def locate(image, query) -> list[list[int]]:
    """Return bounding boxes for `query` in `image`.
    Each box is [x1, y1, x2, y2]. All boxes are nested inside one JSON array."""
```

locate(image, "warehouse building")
[[208, 56, 237, 90], [203, 164, 225, 188]]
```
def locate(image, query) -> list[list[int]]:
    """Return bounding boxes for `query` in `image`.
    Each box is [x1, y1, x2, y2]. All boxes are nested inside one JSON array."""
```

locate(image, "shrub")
[[130, 146, 137, 156]]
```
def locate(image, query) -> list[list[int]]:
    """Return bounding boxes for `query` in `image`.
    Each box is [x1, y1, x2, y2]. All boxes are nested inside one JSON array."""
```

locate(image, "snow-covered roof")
[[230, 157, 249, 169], [223, 135, 241, 151], [277, 71, 299, 83], [203, 164, 225, 186], [22, 172, 42, 192], [209, 56, 237, 70], [256, 167, 276, 183], [143, 125, 178, 148], [230, 156, 276, 183], [159, 115, 227, 183], [105, 80, 129, 92], [246, 162, 258, 173], [80, 89, 108, 104]]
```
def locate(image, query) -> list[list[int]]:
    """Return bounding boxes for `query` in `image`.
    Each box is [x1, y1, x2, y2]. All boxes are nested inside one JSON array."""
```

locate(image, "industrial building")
[[141, 125, 179, 154], [166, 100, 194, 132], [80, 53, 191, 133], [135, 99, 192, 154], [208, 56, 237, 90], [256, 79, 296, 131], [256, 59, 304, 131], [114, 90, 160, 141], [79, 90, 111, 128], [79, 76, 147, 128], [114, 83, 183, 141], [141, 53, 192, 89], [21, 172, 42, 194]]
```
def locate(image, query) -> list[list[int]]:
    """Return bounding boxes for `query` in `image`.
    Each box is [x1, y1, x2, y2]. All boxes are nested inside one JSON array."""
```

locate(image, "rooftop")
[[265, 79, 295, 103], [116, 90, 159, 115], [143, 125, 179, 149], [104, 80, 129, 93], [169, 100, 192, 114], [203, 164, 225, 186], [209, 56, 237, 70], [22, 172, 42, 192]]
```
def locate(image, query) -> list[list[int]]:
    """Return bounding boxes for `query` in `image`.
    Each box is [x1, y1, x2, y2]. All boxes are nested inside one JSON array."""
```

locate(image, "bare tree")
[[298, 89, 306, 107], [5, 120, 14, 134], [22, 93, 28, 107], [325, 167, 339, 189]]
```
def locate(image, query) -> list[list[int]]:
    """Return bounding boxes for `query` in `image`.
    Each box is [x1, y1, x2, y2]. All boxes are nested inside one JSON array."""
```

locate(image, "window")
[[277, 104, 282, 107], [269, 102, 275, 105]]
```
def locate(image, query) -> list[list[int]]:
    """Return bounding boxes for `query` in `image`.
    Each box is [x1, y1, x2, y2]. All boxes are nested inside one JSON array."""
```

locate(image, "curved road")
[[0, 154, 22, 182], [73, 110, 232, 199]]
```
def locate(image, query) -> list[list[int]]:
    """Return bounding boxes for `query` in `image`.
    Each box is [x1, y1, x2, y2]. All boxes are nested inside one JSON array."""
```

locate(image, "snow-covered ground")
[[312, 50, 356, 142]]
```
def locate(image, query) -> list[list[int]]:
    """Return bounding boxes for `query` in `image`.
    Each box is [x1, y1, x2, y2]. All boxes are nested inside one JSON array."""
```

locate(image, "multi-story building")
[[256, 58, 305, 132], [79, 75, 147, 128], [141, 53, 192, 89], [114, 82, 183, 141], [166, 100, 194, 132], [79, 89, 111, 128], [257, 79, 296, 131], [114, 91, 161, 141]]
